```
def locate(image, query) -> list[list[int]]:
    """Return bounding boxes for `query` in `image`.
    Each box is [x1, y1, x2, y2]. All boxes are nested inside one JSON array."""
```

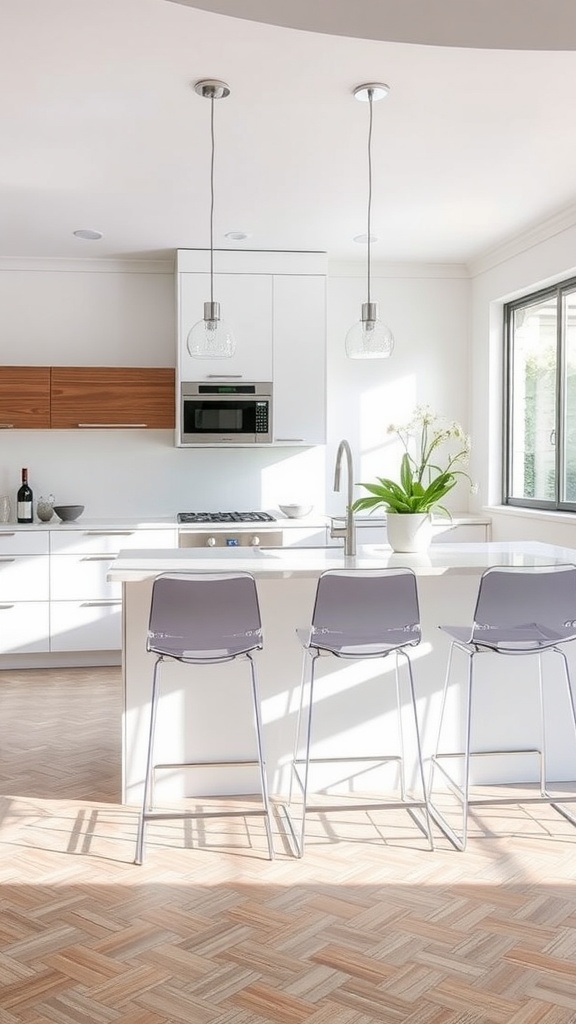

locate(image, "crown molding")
[[328, 260, 469, 280], [0, 257, 175, 274], [468, 202, 576, 279]]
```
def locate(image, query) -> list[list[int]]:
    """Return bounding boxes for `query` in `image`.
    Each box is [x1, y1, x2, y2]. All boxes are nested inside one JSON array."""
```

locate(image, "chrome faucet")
[[330, 439, 356, 556]]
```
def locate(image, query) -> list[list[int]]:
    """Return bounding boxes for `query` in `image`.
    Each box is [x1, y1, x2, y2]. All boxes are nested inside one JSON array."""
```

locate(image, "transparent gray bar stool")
[[282, 567, 433, 857], [134, 571, 274, 864], [428, 563, 576, 851]]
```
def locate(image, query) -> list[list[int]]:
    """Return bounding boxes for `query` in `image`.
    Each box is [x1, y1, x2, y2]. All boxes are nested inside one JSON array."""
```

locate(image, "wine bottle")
[[17, 467, 33, 523]]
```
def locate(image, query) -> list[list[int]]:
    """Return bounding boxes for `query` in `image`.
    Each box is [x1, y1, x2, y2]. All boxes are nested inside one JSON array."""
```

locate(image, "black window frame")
[[504, 274, 576, 513]]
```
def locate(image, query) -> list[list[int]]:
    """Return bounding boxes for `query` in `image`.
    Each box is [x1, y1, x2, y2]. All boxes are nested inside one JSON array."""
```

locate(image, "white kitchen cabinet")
[[281, 525, 328, 547], [49, 527, 177, 652], [50, 549, 122, 652], [0, 529, 49, 653], [272, 275, 326, 445], [50, 600, 122, 653], [431, 522, 491, 543], [327, 517, 491, 547], [0, 603, 50, 654], [176, 250, 328, 446], [50, 553, 121, 602], [178, 272, 273, 382], [0, 530, 49, 556], [50, 528, 177, 555]]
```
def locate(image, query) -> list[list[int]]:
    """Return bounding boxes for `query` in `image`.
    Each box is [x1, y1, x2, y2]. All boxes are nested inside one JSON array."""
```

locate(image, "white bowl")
[[279, 503, 313, 519]]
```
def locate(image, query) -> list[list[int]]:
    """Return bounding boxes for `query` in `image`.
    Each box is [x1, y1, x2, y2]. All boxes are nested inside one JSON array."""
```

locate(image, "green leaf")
[[400, 453, 413, 495]]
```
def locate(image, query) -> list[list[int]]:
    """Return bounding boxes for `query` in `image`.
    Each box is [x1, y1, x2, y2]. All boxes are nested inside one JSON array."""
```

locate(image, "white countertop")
[[108, 540, 576, 583], [0, 511, 492, 533], [0, 512, 326, 531], [0, 517, 178, 532]]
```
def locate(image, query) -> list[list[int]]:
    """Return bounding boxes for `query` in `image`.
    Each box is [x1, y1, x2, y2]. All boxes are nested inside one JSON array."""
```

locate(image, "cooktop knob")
[[251, 535, 260, 546], [206, 536, 217, 547]]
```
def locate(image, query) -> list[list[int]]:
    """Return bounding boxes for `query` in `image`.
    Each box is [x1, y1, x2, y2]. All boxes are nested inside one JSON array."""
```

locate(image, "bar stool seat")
[[134, 571, 274, 864], [282, 568, 433, 857], [428, 563, 576, 850]]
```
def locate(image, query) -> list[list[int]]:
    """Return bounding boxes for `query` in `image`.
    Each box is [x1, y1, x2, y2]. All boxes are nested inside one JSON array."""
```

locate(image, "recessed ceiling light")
[[225, 231, 251, 241], [73, 229, 103, 240], [353, 233, 379, 243]]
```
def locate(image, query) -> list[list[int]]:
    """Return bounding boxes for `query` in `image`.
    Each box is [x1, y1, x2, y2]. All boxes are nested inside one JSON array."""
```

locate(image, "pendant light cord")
[[209, 94, 215, 306], [367, 88, 374, 307]]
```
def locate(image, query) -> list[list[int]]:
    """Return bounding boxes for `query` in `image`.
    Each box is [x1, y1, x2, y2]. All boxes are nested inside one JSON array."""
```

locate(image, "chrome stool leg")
[[248, 653, 275, 860], [283, 648, 318, 858], [135, 656, 162, 865]]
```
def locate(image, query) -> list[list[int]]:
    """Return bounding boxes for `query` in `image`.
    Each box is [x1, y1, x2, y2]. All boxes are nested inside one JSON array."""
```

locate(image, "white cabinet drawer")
[[432, 524, 489, 543], [50, 555, 121, 600], [0, 530, 49, 555], [283, 527, 328, 547], [50, 529, 177, 555], [50, 600, 122, 651], [0, 602, 49, 653], [0, 554, 49, 601]]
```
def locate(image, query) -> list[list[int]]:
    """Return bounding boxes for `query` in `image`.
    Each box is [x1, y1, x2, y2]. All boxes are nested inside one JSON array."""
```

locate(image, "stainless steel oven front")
[[179, 529, 284, 549], [179, 381, 272, 445]]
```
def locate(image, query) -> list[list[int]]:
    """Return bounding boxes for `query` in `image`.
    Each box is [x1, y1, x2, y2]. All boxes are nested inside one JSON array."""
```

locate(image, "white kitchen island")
[[108, 541, 576, 806]]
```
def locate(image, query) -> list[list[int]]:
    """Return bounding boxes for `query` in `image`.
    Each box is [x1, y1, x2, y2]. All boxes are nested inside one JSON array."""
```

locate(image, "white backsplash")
[[0, 429, 328, 519]]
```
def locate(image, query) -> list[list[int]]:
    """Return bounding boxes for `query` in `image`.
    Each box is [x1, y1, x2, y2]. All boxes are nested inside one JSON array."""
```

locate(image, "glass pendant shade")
[[187, 301, 235, 358], [345, 301, 394, 359]]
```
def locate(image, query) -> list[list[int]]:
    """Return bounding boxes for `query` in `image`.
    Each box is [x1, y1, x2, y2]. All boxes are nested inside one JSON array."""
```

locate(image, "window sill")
[[484, 504, 576, 526]]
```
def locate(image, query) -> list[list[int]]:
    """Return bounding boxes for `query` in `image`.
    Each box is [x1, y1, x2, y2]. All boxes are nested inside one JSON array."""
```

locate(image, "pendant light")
[[345, 83, 394, 360], [187, 79, 236, 359]]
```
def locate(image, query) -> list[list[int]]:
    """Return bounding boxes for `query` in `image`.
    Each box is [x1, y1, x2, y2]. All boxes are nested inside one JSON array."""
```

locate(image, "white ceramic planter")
[[386, 512, 433, 553]]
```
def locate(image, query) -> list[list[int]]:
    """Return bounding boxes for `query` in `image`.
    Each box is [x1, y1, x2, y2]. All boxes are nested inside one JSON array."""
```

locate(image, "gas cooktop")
[[177, 511, 276, 524]]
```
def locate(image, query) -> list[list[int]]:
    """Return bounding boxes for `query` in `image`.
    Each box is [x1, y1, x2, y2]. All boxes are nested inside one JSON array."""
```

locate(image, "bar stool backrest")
[[471, 563, 576, 649], [309, 568, 421, 655], [147, 572, 263, 662]]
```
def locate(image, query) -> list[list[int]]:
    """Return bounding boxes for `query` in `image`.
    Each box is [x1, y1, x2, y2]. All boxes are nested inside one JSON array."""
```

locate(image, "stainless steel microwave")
[[179, 381, 273, 445]]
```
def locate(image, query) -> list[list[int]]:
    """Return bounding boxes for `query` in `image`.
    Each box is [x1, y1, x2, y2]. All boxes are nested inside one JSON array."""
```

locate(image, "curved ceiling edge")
[[164, 0, 576, 51]]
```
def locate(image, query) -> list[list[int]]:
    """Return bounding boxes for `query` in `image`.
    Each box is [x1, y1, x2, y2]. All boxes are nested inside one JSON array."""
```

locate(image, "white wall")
[[0, 256, 471, 519], [469, 210, 576, 544], [325, 262, 470, 516]]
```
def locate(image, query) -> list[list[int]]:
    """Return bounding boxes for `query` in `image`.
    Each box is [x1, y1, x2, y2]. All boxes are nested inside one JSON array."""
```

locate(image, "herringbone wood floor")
[[1, 668, 576, 1023]]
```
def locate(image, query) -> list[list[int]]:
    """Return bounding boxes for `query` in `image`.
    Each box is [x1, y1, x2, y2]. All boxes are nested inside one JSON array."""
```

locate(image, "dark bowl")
[[53, 504, 85, 522]]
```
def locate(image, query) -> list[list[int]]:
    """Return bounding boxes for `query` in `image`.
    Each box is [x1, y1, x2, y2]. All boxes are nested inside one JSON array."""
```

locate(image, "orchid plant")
[[351, 406, 474, 517]]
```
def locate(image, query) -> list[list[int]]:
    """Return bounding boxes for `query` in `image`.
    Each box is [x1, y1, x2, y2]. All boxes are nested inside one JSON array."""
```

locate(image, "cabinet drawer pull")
[[0, 423, 14, 429], [82, 555, 113, 561], [81, 600, 122, 607], [0, 557, 16, 563], [0, 603, 14, 609], [77, 423, 148, 428], [205, 374, 242, 379], [275, 437, 304, 442], [84, 530, 134, 536], [0, 532, 16, 537]]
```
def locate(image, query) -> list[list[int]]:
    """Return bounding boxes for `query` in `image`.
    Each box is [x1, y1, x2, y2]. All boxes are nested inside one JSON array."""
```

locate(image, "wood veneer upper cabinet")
[[0, 366, 51, 428], [50, 367, 175, 429]]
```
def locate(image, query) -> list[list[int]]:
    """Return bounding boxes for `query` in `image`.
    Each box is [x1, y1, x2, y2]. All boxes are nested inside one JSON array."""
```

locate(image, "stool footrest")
[[153, 759, 265, 771], [142, 807, 270, 822]]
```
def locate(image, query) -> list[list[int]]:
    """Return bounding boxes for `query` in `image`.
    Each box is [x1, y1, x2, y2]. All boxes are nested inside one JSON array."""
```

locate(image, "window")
[[505, 277, 576, 510]]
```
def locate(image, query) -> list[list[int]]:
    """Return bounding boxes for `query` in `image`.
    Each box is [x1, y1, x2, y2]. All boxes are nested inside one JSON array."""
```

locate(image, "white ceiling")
[[2, 0, 576, 265]]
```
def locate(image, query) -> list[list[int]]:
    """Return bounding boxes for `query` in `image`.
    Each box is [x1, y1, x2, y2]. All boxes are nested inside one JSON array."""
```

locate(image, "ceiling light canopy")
[[73, 228, 103, 240], [187, 79, 236, 360], [345, 83, 394, 360]]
